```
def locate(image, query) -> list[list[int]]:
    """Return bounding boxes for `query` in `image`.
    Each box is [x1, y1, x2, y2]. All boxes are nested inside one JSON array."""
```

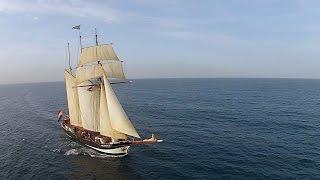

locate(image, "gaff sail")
[[64, 70, 82, 126], [77, 81, 100, 132]]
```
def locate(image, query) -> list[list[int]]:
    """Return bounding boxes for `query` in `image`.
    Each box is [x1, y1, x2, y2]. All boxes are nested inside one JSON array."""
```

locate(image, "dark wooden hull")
[[61, 123, 130, 156]]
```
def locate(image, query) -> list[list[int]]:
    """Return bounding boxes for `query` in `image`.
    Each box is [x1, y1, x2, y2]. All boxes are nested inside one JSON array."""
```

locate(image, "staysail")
[[64, 70, 82, 126], [77, 81, 100, 132], [99, 83, 127, 139], [103, 75, 140, 138]]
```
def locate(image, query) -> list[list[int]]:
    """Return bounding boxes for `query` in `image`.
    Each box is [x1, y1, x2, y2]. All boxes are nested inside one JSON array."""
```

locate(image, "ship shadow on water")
[[61, 141, 144, 179], [53, 133, 160, 179], [64, 145, 125, 158]]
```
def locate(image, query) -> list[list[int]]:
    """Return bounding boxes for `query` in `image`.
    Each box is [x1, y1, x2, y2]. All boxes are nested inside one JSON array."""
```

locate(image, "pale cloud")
[[0, 0, 122, 22], [0, 0, 320, 83], [0, 0, 187, 28], [0, 0, 247, 47], [161, 30, 243, 46], [0, 0, 189, 27], [140, 16, 186, 29], [132, 0, 180, 8], [0, 0, 218, 40]]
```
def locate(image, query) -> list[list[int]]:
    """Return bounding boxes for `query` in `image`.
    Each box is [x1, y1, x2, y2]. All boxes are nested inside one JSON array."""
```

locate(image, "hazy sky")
[[0, 0, 320, 84]]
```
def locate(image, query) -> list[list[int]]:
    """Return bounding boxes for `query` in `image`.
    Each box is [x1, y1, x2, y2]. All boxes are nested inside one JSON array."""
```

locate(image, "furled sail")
[[76, 63, 126, 84], [64, 70, 82, 126], [78, 44, 120, 66], [99, 83, 127, 139], [103, 75, 140, 138], [77, 81, 100, 132]]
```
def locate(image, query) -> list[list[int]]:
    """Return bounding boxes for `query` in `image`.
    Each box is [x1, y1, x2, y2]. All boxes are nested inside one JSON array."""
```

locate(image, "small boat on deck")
[[57, 25, 162, 156]]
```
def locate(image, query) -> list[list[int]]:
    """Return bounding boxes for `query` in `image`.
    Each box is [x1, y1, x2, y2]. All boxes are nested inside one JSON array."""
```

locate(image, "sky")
[[0, 0, 320, 84]]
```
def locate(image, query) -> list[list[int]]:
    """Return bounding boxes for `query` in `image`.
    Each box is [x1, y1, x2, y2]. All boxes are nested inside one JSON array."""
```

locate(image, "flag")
[[72, 25, 80, 30], [56, 110, 64, 122]]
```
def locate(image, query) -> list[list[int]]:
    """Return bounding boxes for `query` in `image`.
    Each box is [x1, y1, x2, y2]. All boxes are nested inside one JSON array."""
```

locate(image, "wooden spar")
[[79, 33, 82, 53], [75, 60, 120, 69], [110, 133, 163, 146], [72, 81, 130, 89], [110, 81, 131, 85], [107, 139, 163, 146], [73, 84, 96, 88], [95, 28, 98, 46], [67, 42, 71, 71], [130, 140, 163, 145]]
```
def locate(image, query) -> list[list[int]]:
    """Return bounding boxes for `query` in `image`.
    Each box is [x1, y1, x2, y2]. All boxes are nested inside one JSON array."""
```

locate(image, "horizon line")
[[2, 77, 320, 86]]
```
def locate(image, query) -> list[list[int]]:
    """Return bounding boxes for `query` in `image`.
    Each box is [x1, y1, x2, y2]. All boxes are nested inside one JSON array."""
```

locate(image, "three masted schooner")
[[58, 26, 162, 156]]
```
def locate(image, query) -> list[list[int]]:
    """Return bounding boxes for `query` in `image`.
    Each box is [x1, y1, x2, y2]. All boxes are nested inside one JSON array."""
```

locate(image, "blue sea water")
[[0, 78, 320, 179]]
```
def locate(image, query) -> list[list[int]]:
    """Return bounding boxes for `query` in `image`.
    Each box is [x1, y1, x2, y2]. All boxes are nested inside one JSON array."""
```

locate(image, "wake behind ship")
[[58, 26, 162, 157]]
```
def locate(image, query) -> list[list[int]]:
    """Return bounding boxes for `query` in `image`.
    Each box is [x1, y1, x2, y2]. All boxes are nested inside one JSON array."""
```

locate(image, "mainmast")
[[79, 32, 82, 53], [95, 28, 98, 46]]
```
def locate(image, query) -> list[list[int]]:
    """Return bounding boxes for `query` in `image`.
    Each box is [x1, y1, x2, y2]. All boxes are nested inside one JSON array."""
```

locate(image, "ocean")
[[0, 78, 320, 179]]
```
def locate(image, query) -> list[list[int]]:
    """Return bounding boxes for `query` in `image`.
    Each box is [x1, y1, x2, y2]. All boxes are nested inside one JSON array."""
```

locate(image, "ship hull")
[[84, 144, 129, 156], [62, 124, 129, 156]]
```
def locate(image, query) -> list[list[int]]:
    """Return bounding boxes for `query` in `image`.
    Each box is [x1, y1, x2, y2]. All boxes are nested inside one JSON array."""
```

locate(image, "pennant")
[[72, 25, 80, 30], [56, 110, 64, 122]]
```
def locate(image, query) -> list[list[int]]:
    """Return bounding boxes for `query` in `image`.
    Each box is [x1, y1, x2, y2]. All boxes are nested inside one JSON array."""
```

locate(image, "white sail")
[[79, 44, 120, 66], [76, 63, 126, 84], [99, 83, 127, 139], [64, 70, 82, 126], [108, 61, 126, 81], [76, 64, 105, 84], [77, 81, 100, 132], [103, 75, 140, 138]]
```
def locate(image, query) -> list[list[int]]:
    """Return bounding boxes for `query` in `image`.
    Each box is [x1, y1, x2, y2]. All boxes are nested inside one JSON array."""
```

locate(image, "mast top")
[[67, 42, 71, 71], [72, 25, 82, 53], [95, 28, 98, 46]]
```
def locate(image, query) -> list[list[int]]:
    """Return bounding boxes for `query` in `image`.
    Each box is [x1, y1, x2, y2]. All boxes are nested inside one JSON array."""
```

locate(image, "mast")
[[72, 25, 82, 53], [67, 42, 71, 71], [79, 30, 83, 53], [64, 70, 82, 127], [95, 28, 98, 46]]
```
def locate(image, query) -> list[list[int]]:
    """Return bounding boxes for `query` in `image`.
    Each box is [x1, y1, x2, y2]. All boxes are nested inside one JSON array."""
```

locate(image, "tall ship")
[[58, 26, 162, 157]]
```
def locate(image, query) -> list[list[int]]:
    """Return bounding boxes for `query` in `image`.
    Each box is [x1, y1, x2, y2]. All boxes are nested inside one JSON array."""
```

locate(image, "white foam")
[[64, 149, 79, 156], [64, 147, 125, 158], [52, 148, 61, 153]]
